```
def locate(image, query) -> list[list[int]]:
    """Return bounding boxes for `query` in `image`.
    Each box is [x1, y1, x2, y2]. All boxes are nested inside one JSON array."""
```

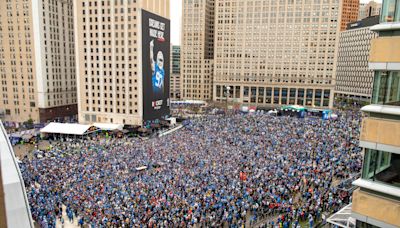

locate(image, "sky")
[[170, 0, 183, 45], [170, 0, 381, 45]]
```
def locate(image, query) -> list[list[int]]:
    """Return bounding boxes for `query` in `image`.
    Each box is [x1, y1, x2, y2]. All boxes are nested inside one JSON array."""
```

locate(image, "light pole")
[[225, 86, 231, 114]]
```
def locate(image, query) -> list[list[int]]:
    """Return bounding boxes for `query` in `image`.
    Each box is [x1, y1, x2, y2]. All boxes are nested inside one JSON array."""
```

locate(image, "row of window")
[[214, 86, 331, 107]]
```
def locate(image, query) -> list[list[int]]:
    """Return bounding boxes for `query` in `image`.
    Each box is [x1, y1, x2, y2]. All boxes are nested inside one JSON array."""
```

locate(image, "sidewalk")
[[55, 205, 79, 228]]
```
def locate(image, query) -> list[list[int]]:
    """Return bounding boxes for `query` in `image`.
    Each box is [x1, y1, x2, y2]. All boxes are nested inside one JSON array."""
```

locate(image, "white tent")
[[135, 166, 148, 171], [171, 100, 207, 105], [165, 117, 176, 125], [40, 123, 92, 135], [93, 123, 124, 131]]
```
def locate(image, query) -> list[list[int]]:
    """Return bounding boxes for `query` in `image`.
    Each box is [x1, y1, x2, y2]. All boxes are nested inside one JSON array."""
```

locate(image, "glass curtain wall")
[[381, 0, 400, 22], [372, 71, 400, 105], [362, 149, 400, 188]]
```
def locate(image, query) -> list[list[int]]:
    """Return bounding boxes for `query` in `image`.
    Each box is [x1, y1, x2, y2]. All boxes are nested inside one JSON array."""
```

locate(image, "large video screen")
[[142, 10, 170, 122]]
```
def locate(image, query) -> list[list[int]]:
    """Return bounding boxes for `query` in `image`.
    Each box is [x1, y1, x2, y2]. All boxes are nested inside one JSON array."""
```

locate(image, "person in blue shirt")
[[150, 40, 165, 94], [309, 214, 314, 228]]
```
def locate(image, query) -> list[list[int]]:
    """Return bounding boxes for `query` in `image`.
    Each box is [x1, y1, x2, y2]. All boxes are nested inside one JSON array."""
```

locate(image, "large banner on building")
[[142, 10, 170, 122]]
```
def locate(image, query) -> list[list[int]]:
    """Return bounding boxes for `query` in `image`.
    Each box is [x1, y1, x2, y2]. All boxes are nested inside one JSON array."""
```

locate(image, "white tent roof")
[[93, 123, 124, 131], [171, 100, 207, 105], [40, 122, 92, 135]]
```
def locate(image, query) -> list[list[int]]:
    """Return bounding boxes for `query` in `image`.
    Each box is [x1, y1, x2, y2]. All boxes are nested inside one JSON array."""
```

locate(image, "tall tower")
[[0, 0, 77, 124], [74, 0, 170, 125], [213, 0, 344, 108], [181, 0, 215, 101]]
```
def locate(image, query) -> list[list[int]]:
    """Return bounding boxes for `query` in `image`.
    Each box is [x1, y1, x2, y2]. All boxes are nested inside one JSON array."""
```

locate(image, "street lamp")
[[225, 86, 231, 114]]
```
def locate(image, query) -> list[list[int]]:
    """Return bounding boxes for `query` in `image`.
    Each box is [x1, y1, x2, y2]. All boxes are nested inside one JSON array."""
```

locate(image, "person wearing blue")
[[309, 214, 314, 228], [20, 110, 362, 227], [78, 217, 84, 227], [150, 40, 165, 94]]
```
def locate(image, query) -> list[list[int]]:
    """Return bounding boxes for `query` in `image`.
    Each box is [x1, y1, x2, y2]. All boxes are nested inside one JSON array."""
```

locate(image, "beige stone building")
[[74, 0, 169, 125], [212, 0, 356, 108], [181, 0, 214, 101], [0, 0, 77, 124], [358, 0, 382, 20]]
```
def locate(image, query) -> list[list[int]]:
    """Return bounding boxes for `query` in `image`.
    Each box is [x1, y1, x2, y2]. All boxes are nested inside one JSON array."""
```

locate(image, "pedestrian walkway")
[[55, 205, 79, 228]]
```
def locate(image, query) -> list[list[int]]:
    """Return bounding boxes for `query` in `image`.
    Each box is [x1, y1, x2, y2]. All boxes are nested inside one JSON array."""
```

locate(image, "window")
[[380, 0, 400, 22], [362, 149, 400, 188], [397, 0, 400, 21], [372, 71, 400, 105]]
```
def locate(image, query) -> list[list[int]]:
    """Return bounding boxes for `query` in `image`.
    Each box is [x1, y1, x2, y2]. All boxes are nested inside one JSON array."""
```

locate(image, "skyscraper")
[[181, 0, 214, 101], [213, 0, 352, 108], [74, 0, 170, 125], [0, 0, 77, 124]]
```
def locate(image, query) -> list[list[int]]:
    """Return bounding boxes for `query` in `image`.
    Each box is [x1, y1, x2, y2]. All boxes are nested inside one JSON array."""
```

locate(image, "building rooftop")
[[346, 15, 380, 30]]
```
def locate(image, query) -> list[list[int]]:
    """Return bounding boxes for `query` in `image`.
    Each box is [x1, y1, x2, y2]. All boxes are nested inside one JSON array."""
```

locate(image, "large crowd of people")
[[20, 111, 362, 227]]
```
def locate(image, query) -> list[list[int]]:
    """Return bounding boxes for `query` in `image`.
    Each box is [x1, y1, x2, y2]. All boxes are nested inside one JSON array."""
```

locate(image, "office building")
[[212, 0, 358, 108], [171, 45, 180, 100], [0, 0, 77, 124], [74, 0, 170, 125], [353, 1, 400, 226], [340, 0, 361, 31], [359, 1, 382, 20], [181, 0, 214, 101], [335, 16, 379, 102], [328, 1, 400, 227]]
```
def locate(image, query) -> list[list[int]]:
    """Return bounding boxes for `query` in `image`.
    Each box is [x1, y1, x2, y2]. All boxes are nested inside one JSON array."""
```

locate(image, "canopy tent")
[[165, 117, 176, 125], [135, 166, 148, 171], [171, 100, 207, 105], [93, 123, 124, 131], [281, 105, 307, 112], [40, 123, 93, 135]]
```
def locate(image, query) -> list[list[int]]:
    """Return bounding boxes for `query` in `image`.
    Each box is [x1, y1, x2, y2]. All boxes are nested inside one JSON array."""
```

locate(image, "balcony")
[[351, 188, 400, 227]]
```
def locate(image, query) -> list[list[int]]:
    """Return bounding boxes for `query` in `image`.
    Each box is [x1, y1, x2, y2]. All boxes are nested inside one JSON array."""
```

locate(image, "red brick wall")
[[341, 0, 360, 31]]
